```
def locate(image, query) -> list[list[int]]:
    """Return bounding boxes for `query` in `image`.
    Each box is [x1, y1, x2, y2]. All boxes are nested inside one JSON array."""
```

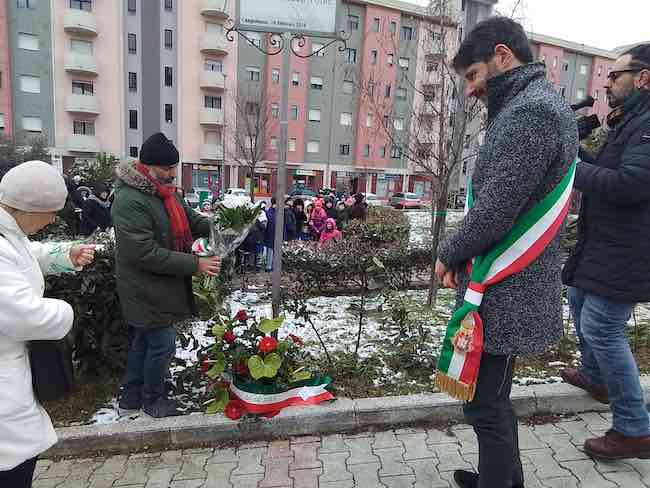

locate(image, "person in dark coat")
[[284, 197, 297, 241], [293, 198, 308, 240], [324, 197, 338, 221], [263, 198, 278, 272], [112, 133, 219, 418], [348, 193, 368, 220], [81, 184, 112, 236], [561, 44, 650, 460], [436, 18, 578, 488]]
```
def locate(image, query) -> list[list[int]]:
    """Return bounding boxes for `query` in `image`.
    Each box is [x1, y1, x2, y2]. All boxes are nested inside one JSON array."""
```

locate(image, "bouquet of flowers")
[[200, 310, 334, 420]]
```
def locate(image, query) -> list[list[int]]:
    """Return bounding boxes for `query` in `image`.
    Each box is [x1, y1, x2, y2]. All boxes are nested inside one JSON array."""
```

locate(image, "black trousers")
[[463, 353, 524, 488], [0, 457, 38, 488]]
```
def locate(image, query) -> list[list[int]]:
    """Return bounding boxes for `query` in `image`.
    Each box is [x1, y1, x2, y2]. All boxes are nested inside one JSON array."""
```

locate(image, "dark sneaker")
[[585, 430, 650, 460], [143, 398, 184, 418], [453, 470, 478, 488], [117, 387, 142, 413], [560, 368, 609, 404]]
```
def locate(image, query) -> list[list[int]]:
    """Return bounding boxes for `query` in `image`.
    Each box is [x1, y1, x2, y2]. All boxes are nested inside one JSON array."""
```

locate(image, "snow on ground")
[[407, 209, 464, 247]]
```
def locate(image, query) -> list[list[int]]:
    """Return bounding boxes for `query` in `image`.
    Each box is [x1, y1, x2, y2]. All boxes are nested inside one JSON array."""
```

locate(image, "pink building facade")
[[0, 1, 12, 137]]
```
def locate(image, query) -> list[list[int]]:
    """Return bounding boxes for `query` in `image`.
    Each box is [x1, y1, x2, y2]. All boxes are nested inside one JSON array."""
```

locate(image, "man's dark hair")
[[624, 43, 650, 70], [452, 17, 534, 72]]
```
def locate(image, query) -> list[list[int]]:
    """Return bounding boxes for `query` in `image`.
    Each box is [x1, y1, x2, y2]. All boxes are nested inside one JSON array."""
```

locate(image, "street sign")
[[237, 0, 339, 37]]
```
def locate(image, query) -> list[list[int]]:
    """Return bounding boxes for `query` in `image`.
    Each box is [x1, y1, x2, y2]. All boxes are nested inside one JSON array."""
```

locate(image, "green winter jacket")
[[111, 160, 210, 328]]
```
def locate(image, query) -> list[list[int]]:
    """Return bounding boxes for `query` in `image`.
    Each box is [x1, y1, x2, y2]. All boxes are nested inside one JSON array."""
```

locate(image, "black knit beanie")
[[139, 132, 179, 167]]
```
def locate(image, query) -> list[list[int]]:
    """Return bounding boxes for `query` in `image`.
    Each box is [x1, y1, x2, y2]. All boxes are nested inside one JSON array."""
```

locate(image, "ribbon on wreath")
[[435, 159, 577, 401]]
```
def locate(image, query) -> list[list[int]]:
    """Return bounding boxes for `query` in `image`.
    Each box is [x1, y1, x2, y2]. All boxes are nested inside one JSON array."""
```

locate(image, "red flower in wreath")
[[234, 361, 250, 377], [235, 309, 248, 322], [200, 359, 210, 374], [224, 399, 245, 420], [288, 334, 304, 346], [258, 336, 278, 354], [223, 330, 237, 344]]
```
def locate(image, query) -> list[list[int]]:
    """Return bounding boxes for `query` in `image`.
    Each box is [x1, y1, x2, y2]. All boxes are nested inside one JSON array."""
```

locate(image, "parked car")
[[222, 187, 251, 207], [362, 193, 382, 206], [390, 192, 422, 209]]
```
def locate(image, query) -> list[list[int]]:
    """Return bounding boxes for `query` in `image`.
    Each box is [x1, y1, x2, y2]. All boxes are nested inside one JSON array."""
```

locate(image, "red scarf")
[[136, 163, 193, 252]]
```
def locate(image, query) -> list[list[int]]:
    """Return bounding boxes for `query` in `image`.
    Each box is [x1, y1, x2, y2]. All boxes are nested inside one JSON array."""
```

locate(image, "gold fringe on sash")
[[435, 372, 476, 402]]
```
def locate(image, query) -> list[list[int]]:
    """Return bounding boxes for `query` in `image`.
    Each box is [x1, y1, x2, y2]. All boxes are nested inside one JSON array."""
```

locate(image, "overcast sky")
[[414, 0, 648, 51]]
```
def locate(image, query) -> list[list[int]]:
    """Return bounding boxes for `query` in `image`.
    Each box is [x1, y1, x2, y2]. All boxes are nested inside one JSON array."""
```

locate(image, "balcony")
[[200, 32, 228, 56], [64, 52, 98, 76], [65, 94, 100, 115], [200, 70, 226, 90], [200, 144, 224, 161], [201, 0, 229, 19], [67, 134, 99, 153], [200, 108, 225, 126], [63, 8, 98, 36]]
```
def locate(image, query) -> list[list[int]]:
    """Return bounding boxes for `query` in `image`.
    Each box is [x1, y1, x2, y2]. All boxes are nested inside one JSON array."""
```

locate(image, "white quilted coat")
[[0, 207, 76, 470]]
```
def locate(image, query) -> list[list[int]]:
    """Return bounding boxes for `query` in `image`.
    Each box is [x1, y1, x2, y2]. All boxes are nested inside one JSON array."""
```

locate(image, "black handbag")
[[29, 339, 75, 402]]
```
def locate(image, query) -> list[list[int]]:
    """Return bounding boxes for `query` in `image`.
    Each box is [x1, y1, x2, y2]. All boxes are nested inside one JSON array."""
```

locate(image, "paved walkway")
[[34, 413, 650, 488]]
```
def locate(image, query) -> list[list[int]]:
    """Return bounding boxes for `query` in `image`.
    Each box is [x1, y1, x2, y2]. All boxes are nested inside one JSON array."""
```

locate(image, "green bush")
[[343, 206, 410, 245]]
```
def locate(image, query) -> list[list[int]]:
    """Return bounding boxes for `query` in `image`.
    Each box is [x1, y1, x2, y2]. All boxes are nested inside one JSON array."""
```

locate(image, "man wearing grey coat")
[[435, 18, 578, 488]]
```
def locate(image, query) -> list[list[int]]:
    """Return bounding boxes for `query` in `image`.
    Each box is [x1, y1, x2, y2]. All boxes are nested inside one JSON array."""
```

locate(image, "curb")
[[45, 377, 650, 459]]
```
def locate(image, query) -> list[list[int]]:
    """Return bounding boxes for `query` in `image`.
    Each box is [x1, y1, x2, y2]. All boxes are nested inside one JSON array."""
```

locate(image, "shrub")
[[343, 206, 410, 245]]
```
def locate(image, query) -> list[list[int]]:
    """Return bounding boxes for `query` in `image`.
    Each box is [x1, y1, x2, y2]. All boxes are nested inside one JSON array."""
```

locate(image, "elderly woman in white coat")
[[0, 161, 96, 487]]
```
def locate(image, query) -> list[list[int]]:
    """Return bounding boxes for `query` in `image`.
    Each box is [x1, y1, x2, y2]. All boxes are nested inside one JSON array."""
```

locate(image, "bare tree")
[[226, 88, 278, 202], [359, 0, 484, 306]]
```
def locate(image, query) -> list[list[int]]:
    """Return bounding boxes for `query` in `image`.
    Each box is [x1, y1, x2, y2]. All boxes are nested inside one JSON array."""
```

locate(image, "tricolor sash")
[[435, 159, 577, 401]]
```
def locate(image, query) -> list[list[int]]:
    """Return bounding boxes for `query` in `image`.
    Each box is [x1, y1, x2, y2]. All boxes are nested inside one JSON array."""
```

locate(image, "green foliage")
[[257, 316, 284, 334], [248, 353, 282, 380], [215, 204, 262, 232], [343, 206, 410, 246], [0, 133, 51, 179], [69, 152, 118, 187]]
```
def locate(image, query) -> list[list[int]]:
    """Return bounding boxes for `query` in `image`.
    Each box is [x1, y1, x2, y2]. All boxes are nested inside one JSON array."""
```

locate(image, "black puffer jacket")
[[563, 92, 650, 303]]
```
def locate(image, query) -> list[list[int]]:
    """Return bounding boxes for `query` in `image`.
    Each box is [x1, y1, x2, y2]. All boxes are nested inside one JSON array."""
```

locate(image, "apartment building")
[[0, 1, 12, 137]]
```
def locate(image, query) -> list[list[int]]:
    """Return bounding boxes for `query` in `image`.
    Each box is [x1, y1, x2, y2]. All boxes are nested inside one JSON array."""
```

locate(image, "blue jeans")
[[122, 326, 176, 408], [569, 287, 650, 437], [265, 246, 273, 272]]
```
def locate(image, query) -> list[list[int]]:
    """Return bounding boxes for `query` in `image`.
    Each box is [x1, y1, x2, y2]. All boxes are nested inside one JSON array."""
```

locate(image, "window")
[[307, 141, 319, 153], [401, 26, 414, 41], [340, 112, 352, 126], [128, 34, 137, 53], [129, 146, 138, 158], [363, 144, 370, 157], [312, 43, 325, 56], [70, 0, 92, 11], [339, 144, 350, 155], [71, 39, 92, 54], [383, 115, 390, 128], [244, 102, 258, 115], [246, 67, 261, 81], [0, 114, 4, 129], [368, 81, 375, 96], [426, 61, 439, 72], [345, 48, 357, 64], [204, 59, 222, 73], [164, 0, 172, 10], [396, 87, 407, 100], [385, 84, 391, 98], [164, 66, 173, 87], [348, 15, 359, 30], [576, 88, 585, 101], [73, 120, 95, 135], [129, 110, 138, 129], [292, 72, 300, 86], [271, 103, 279, 119], [165, 104, 173, 122], [127, 0, 136, 13], [594, 89, 599, 101], [389, 21, 397, 34], [290, 105, 298, 120], [391, 144, 402, 159], [342, 80, 354, 94], [464, 134, 470, 149], [399, 57, 410, 70], [310, 76, 323, 90], [128, 72, 137, 91], [247, 32, 262, 48], [387, 54, 394, 66], [559, 86, 566, 98], [562, 62, 569, 72], [18, 33, 39, 51], [72, 80, 93, 95], [370, 50, 378, 65], [22, 116, 42, 132], [17, 0, 31, 7], [373, 18, 380, 32], [205, 96, 222, 109], [164, 29, 173, 49], [20, 75, 40, 94], [598, 65, 602, 77], [379, 146, 386, 158], [270, 137, 278, 150], [580, 64, 588, 76], [393, 118, 404, 131], [366, 114, 373, 127], [288, 138, 297, 152], [271, 69, 280, 84], [308, 109, 321, 122]]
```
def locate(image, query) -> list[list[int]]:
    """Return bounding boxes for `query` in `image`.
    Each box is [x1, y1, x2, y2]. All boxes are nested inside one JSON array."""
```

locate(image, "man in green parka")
[[112, 133, 220, 418]]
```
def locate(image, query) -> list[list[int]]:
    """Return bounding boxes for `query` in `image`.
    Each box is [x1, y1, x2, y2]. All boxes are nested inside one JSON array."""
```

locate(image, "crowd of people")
[[59, 175, 112, 237]]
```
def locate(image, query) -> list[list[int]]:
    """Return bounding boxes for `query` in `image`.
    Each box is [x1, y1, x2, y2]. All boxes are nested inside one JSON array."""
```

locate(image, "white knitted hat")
[[0, 160, 68, 212]]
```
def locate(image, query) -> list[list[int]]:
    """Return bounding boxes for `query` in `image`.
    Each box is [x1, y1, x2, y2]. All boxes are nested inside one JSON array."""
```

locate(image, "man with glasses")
[[562, 44, 650, 459]]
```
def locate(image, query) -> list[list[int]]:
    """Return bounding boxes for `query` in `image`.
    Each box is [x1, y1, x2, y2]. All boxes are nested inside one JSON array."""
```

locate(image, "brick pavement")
[[33, 413, 649, 488]]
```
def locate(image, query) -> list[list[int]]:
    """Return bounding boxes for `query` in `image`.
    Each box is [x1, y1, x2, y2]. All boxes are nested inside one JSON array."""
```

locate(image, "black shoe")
[[117, 387, 142, 413], [453, 470, 524, 488], [143, 398, 184, 418]]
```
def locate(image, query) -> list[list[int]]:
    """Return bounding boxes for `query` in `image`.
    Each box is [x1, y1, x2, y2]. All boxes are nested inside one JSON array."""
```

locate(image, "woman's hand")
[[70, 244, 97, 268]]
